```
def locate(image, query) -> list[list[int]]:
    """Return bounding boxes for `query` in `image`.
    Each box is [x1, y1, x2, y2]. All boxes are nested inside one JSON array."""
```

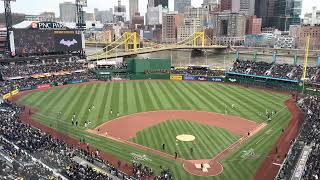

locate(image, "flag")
[[294, 54, 298, 65], [236, 50, 240, 60], [318, 53, 320, 66], [272, 52, 277, 63]]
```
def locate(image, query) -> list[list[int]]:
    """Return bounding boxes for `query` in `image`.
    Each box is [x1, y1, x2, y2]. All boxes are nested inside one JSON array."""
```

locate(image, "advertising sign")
[[184, 76, 196, 81], [37, 84, 51, 89], [35, 22, 66, 30], [19, 86, 34, 91], [196, 76, 208, 81], [228, 78, 237, 83], [10, 89, 19, 96], [208, 77, 224, 82], [170, 75, 183, 81], [67, 80, 84, 84], [2, 93, 11, 100]]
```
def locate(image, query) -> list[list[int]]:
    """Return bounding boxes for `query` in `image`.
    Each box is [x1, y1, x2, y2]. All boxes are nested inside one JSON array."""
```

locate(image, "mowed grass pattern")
[[131, 120, 240, 160], [18, 81, 291, 180]]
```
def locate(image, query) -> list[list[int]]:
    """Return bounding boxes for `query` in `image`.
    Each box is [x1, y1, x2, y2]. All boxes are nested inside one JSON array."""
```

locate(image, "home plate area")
[[195, 163, 211, 172]]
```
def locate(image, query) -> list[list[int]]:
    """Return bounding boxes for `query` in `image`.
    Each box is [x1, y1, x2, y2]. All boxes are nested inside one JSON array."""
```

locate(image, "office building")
[[221, 0, 254, 15], [154, 0, 168, 8], [202, 0, 219, 12], [246, 16, 262, 35], [129, 0, 139, 22], [184, 7, 209, 26], [85, 12, 95, 22], [299, 26, 320, 50], [272, 0, 302, 30], [40, 12, 56, 21], [174, 0, 191, 13], [213, 12, 246, 37], [132, 12, 144, 28], [177, 17, 203, 42], [114, 0, 126, 23], [211, 11, 246, 45], [25, 12, 56, 22], [146, 4, 168, 25], [303, 7, 320, 26], [59, 2, 77, 22], [162, 12, 184, 43], [221, 0, 232, 11], [94, 8, 113, 24], [254, 0, 274, 27]]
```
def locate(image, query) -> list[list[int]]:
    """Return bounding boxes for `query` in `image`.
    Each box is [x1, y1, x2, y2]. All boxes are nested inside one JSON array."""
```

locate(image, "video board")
[[13, 29, 83, 55]]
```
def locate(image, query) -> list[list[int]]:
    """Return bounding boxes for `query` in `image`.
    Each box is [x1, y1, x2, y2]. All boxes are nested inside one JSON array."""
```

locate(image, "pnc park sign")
[[31, 22, 66, 30]]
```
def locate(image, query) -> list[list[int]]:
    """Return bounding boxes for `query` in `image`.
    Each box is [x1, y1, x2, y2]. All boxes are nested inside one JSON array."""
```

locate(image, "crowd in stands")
[[0, 61, 86, 78], [230, 59, 320, 83], [0, 71, 95, 97], [0, 101, 169, 180], [277, 96, 320, 180], [0, 60, 96, 97], [0, 59, 175, 180]]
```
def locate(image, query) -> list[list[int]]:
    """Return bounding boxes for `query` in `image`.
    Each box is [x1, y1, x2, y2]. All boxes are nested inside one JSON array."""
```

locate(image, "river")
[[85, 47, 318, 68]]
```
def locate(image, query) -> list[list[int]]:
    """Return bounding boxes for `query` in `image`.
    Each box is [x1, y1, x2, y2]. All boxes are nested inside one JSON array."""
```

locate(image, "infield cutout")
[[176, 134, 196, 142]]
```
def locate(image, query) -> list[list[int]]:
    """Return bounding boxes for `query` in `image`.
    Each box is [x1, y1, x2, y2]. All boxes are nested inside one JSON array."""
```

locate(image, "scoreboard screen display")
[[13, 29, 83, 55]]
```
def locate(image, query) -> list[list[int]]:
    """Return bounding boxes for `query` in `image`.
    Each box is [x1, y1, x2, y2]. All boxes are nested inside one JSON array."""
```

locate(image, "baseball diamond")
[[15, 80, 295, 180]]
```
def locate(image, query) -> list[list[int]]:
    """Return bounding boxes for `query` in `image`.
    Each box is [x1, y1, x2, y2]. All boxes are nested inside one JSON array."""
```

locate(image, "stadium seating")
[[229, 60, 320, 82], [277, 96, 320, 180]]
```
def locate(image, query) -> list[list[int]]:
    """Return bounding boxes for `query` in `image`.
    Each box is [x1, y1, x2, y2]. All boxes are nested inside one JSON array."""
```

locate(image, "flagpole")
[[302, 36, 310, 94]]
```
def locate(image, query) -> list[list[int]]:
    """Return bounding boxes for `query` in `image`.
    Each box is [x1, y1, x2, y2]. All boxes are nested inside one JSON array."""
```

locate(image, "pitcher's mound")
[[176, 134, 196, 142]]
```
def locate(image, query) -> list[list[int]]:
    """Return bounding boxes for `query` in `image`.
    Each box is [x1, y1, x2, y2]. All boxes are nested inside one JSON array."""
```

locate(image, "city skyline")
[[0, 0, 318, 18]]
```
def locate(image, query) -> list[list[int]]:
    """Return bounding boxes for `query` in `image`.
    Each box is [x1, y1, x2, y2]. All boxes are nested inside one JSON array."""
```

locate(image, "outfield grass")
[[18, 81, 291, 180], [131, 120, 240, 160]]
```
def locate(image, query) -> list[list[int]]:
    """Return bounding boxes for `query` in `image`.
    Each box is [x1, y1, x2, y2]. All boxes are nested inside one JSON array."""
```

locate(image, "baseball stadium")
[[0, 2, 319, 179], [3, 53, 317, 180]]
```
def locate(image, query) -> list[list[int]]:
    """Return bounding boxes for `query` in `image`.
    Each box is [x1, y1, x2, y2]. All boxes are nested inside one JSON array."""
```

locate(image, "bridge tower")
[[124, 32, 137, 52], [193, 32, 205, 47]]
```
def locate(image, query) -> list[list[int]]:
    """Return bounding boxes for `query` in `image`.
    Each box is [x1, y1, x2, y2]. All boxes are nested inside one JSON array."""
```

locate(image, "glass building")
[[174, 0, 192, 13], [273, 0, 302, 30]]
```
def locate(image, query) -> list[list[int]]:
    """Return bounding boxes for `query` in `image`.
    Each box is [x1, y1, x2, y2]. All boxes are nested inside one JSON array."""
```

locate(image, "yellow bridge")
[[86, 32, 228, 61]]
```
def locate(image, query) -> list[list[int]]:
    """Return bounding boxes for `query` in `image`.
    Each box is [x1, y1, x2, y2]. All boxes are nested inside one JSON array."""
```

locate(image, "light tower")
[[75, 0, 87, 58], [1, 0, 15, 56]]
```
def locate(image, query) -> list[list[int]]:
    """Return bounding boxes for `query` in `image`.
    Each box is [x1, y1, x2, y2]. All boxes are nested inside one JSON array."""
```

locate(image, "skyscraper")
[[174, 0, 191, 13], [221, 0, 232, 11], [154, 0, 169, 8], [272, 0, 302, 30], [231, 0, 255, 15], [59, 2, 76, 22], [202, 0, 219, 12], [255, 0, 275, 27], [114, 0, 126, 23], [129, 0, 139, 22], [220, 0, 254, 15], [162, 12, 184, 43]]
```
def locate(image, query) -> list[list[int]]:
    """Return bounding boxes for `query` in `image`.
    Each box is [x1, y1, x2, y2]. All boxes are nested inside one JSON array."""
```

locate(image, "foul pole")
[[302, 36, 310, 94]]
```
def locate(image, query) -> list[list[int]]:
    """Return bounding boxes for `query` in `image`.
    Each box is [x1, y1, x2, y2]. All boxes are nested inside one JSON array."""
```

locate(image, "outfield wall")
[[225, 73, 301, 92], [17, 79, 89, 93]]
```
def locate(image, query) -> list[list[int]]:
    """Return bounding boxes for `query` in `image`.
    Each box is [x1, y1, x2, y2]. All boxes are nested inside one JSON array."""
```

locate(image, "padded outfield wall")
[[126, 58, 171, 74]]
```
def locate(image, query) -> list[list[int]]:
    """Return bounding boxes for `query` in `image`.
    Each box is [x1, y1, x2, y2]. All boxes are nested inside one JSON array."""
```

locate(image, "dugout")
[[226, 72, 301, 92]]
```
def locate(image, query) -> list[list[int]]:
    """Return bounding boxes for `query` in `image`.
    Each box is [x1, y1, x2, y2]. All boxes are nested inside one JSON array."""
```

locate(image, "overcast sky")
[[0, 0, 319, 18]]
